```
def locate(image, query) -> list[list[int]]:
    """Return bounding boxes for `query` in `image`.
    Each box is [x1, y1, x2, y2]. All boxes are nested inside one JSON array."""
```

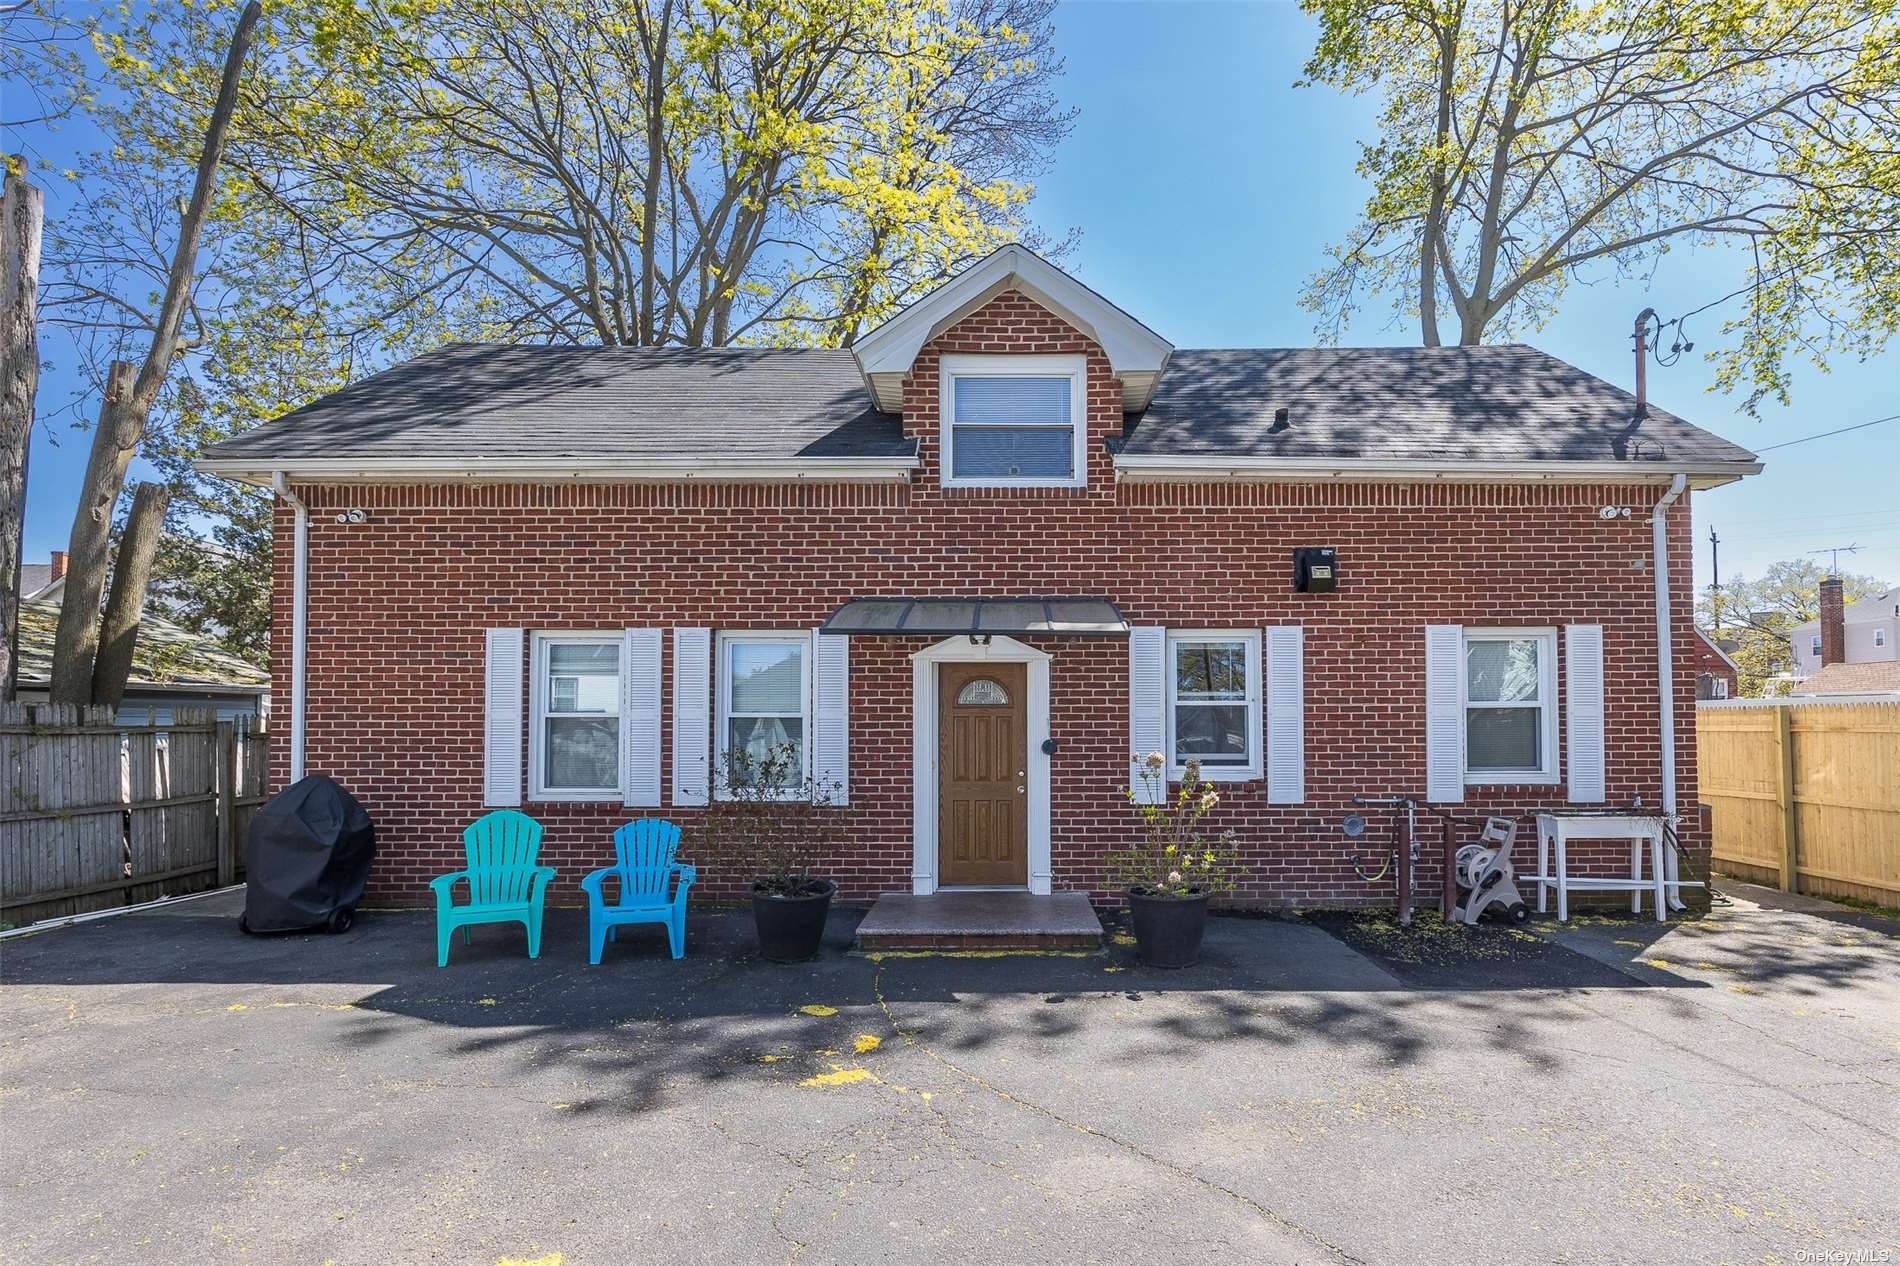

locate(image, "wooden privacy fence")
[[0, 703, 271, 928], [1698, 698, 1900, 906]]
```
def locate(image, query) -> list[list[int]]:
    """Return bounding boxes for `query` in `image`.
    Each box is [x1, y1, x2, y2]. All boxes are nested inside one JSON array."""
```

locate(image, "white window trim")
[[1165, 629, 1263, 782], [1462, 627, 1560, 786], [1876, 629, 1887, 647], [938, 352, 1088, 490], [529, 631, 625, 802], [1811, 635, 1822, 656], [715, 630, 812, 801]]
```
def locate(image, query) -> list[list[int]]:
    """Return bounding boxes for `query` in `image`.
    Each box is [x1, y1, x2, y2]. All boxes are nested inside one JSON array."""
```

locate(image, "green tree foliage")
[[24, 0, 1072, 667], [1695, 557, 1888, 696], [1298, 0, 1900, 412]]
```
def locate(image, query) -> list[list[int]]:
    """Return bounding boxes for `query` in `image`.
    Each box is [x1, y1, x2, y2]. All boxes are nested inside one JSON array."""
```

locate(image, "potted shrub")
[[1104, 753, 1245, 968], [695, 741, 845, 962]]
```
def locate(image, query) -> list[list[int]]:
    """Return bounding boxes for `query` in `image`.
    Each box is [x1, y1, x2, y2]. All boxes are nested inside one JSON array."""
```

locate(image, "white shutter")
[[1128, 626, 1167, 805], [623, 628, 663, 807], [1424, 624, 1465, 804], [483, 628, 525, 807], [810, 630, 849, 806], [672, 627, 712, 806], [1565, 624, 1606, 803], [1265, 626, 1305, 805]]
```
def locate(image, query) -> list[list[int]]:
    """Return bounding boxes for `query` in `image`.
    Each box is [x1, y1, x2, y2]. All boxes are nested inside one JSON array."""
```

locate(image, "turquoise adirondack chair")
[[431, 810, 556, 967], [580, 819, 696, 964]]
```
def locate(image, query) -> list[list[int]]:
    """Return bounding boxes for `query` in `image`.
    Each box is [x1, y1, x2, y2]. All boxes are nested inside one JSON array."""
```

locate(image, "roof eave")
[[196, 454, 922, 487], [1111, 455, 1764, 489]]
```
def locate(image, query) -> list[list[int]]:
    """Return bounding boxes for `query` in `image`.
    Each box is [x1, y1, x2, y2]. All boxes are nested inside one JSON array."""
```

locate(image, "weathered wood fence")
[[1697, 698, 1900, 906], [0, 703, 271, 927]]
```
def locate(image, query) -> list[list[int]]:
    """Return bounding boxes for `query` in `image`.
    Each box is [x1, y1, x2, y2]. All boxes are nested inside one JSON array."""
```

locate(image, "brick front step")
[[853, 891, 1104, 951]]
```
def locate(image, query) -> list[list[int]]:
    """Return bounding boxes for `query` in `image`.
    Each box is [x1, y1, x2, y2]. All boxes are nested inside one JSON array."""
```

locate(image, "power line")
[[1755, 413, 1900, 453]]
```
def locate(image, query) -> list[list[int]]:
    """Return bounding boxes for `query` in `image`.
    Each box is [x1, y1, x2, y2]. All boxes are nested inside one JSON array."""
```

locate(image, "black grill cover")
[[243, 775, 376, 932]]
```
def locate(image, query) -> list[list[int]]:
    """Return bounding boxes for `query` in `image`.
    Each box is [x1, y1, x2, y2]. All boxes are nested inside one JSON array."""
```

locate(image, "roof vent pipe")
[[1632, 308, 1657, 418]]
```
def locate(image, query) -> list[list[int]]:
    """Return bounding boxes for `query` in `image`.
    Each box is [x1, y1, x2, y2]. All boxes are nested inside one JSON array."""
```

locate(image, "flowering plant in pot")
[[1103, 753, 1244, 967], [694, 741, 846, 962]]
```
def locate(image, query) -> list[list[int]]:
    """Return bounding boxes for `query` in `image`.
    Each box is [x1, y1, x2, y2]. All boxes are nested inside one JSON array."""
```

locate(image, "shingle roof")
[[1118, 345, 1758, 466], [16, 598, 267, 690], [201, 340, 1758, 470], [1791, 660, 1900, 696], [202, 344, 912, 462]]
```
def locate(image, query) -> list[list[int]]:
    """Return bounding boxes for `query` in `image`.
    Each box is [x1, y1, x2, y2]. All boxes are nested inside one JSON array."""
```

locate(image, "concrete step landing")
[[854, 890, 1103, 951]]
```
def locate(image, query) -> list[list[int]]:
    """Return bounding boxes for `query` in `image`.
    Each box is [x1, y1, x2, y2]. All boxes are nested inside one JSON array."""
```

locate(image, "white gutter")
[[1113, 454, 1761, 488], [202, 454, 919, 487], [273, 471, 308, 784], [1652, 473, 1688, 909]]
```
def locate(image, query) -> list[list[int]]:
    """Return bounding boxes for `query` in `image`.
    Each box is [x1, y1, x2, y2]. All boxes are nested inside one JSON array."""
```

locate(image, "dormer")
[[851, 244, 1174, 415]]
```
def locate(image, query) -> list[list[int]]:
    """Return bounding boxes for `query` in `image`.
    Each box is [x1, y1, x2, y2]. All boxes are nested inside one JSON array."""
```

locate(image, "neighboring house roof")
[[15, 597, 268, 693], [1789, 660, 1900, 696], [1790, 587, 1900, 633], [197, 246, 1761, 485], [1696, 628, 1741, 674], [19, 562, 51, 597], [1115, 345, 1757, 469]]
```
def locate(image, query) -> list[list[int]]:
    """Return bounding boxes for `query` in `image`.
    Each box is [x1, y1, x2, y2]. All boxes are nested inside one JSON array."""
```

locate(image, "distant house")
[[1694, 628, 1739, 699], [17, 549, 65, 601], [1790, 660, 1900, 698], [13, 595, 268, 726], [1788, 580, 1899, 680]]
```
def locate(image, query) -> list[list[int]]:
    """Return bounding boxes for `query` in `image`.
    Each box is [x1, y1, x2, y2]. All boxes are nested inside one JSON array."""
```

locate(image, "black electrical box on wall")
[[1293, 547, 1338, 593]]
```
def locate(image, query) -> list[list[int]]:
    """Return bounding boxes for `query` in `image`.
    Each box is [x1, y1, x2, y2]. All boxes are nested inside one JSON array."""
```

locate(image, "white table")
[[1530, 813, 1668, 923]]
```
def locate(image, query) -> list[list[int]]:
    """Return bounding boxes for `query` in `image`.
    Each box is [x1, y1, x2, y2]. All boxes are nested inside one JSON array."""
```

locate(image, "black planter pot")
[[751, 879, 837, 962], [1127, 889, 1210, 968]]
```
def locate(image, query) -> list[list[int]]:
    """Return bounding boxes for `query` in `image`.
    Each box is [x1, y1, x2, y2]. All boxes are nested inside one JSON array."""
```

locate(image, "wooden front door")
[[938, 663, 1029, 886]]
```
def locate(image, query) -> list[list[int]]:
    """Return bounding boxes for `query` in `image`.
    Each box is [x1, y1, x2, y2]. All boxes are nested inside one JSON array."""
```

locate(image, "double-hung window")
[[1462, 629, 1558, 784], [1811, 634, 1822, 657], [531, 633, 622, 799], [939, 354, 1087, 489], [1166, 630, 1262, 781], [717, 632, 809, 796]]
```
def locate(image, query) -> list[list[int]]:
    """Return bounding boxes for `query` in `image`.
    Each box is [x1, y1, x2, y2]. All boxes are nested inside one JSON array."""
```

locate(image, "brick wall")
[[272, 292, 1704, 910]]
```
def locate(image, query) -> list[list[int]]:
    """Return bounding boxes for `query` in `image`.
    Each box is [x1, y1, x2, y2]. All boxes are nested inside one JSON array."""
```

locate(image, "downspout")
[[1651, 473, 1687, 909], [273, 472, 308, 783]]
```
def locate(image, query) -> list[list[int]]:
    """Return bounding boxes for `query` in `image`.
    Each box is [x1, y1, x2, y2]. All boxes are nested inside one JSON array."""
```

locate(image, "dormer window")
[[939, 354, 1087, 489]]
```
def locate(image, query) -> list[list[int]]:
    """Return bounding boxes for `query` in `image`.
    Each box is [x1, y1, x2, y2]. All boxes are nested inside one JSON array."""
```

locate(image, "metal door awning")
[[819, 597, 1129, 637]]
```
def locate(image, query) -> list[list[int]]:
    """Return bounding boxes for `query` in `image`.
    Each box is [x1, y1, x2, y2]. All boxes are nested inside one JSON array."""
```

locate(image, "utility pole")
[[1708, 526, 1722, 633]]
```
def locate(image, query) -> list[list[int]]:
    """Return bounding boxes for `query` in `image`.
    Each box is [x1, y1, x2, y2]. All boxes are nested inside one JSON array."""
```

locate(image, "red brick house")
[[199, 246, 1761, 909]]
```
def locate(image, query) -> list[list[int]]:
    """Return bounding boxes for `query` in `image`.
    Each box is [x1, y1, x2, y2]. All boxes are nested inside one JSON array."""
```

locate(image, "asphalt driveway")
[[2, 882, 1895, 1265]]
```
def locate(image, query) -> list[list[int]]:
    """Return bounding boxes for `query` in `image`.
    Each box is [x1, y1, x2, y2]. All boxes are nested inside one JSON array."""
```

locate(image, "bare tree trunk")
[[635, 0, 674, 346], [0, 157, 41, 702], [48, 361, 136, 702], [46, 0, 260, 704], [90, 481, 169, 707]]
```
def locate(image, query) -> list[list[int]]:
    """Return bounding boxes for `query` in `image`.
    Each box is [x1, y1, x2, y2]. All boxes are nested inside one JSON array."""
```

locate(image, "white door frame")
[[911, 634, 1052, 895]]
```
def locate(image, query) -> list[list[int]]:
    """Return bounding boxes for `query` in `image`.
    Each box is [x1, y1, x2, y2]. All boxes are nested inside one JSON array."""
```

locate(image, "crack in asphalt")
[[869, 961, 1366, 1266]]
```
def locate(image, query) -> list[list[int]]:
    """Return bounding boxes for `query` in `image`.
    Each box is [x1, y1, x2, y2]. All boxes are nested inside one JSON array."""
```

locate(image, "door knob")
[[1017, 785, 1025, 794]]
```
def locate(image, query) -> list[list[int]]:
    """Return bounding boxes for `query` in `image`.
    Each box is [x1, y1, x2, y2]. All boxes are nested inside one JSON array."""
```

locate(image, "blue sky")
[[19, 0, 1898, 590]]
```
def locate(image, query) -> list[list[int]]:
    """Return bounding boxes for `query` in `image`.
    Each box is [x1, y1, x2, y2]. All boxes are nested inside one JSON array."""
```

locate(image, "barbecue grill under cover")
[[242, 775, 377, 933]]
